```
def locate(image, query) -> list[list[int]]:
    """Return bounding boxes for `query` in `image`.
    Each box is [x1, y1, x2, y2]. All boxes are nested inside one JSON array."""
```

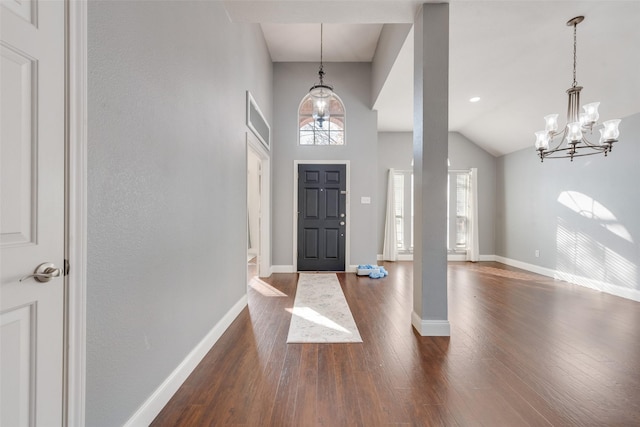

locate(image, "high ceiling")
[[225, 1, 640, 156]]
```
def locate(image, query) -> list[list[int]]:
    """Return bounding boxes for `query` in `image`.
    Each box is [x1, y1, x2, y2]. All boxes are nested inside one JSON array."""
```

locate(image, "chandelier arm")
[[546, 128, 569, 151], [578, 136, 602, 148], [540, 147, 608, 160]]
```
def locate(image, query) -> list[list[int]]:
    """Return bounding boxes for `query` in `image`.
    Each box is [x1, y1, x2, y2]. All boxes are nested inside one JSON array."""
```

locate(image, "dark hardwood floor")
[[151, 261, 640, 426]]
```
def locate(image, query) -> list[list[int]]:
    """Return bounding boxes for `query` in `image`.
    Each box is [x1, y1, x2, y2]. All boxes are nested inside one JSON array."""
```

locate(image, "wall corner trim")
[[271, 265, 295, 273], [123, 294, 248, 427], [411, 312, 451, 336]]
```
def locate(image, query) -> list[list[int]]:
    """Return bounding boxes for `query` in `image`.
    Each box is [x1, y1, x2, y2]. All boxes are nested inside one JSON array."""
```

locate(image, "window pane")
[[313, 119, 329, 131], [300, 117, 315, 130], [330, 98, 345, 114], [329, 117, 344, 131], [393, 174, 404, 249], [315, 131, 330, 145], [448, 172, 470, 251], [299, 99, 313, 115], [456, 174, 468, 216], [456, 217, 467, 248], [300, 131, 314, 145], [329, 131, 344, 145]]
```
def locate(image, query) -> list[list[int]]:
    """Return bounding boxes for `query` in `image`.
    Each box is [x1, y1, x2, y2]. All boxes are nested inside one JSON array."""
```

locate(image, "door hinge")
[[63, 259, 70, 276]]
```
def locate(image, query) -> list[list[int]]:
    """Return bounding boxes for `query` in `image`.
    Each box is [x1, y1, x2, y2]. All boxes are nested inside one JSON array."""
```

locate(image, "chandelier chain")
[[318, 23, 325, 83]]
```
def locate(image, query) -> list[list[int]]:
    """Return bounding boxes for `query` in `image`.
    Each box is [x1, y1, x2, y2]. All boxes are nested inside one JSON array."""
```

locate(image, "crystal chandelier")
[[535, 16, 621, 162], [309, 23, 334, 128]]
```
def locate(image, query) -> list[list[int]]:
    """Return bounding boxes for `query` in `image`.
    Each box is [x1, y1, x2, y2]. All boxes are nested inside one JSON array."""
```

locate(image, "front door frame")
[[66, 0, 88, 425], [293, 160, 350, 272]]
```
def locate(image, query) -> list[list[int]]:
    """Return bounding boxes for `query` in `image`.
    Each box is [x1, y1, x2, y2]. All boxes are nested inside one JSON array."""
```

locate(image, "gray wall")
[[87, 2, 272, 426], [376, 131, 497, 256], [496, 112, 640, 300], [371, 24, 412, 106], [272, 62, 378, 267]]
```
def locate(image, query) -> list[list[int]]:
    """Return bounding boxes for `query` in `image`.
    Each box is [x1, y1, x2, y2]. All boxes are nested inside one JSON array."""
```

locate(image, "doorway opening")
[[246, 133, 271, 282]]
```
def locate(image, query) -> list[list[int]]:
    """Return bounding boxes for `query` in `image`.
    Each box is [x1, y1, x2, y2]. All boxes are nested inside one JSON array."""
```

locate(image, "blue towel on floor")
[[357, 264, 389, 279]]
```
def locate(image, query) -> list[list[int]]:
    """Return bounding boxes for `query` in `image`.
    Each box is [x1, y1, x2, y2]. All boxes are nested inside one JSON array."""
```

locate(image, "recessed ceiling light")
[[469, 96, 481, 103]]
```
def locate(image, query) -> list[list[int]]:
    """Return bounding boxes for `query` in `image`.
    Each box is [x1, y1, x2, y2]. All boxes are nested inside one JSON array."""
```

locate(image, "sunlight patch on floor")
[[249, 277, 287, 297], [286, 306, 352, 334]]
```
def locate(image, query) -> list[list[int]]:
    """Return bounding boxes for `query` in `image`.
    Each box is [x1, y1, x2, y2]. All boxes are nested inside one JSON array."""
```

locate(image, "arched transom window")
[[298, 94, 345, 145]]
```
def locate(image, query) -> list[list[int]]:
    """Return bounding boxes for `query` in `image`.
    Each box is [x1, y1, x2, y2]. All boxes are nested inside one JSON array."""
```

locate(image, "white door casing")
[[1, 1, 66, 426], [246, 132, 271, 278]]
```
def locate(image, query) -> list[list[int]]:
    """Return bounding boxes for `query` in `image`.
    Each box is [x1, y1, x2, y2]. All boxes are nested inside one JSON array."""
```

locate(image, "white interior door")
[[1, 1, 66, 426]]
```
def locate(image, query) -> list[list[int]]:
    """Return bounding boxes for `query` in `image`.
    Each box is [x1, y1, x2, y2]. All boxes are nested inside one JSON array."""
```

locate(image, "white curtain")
[[466, 168, 480, 262], [382, 168, 398, 261]]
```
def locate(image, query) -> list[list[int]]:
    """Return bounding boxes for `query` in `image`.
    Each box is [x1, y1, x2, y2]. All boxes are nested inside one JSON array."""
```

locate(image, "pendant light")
[[309, 24, 335, 128]]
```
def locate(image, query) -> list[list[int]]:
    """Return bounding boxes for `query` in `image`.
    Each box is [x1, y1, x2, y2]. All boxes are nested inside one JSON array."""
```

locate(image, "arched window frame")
[[298, 93, 346, 146]]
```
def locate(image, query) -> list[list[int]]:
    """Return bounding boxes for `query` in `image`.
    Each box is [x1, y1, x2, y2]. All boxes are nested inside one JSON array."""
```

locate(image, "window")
[[447, 171, 471, 252], [393, 170, 414, 254], [298, 94, 345, 145], [390, 169, 473, 255]]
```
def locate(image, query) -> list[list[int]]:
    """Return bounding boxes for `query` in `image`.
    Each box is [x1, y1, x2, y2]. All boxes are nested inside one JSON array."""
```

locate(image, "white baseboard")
[[271, 265, 295, 273], [411, 312, 451, 336], [378, 253, 495, 262], [376, 254, 414, 261], [123, 294, 248, 427], [494, 255, 556, 278], [494, 255, 640, 302]]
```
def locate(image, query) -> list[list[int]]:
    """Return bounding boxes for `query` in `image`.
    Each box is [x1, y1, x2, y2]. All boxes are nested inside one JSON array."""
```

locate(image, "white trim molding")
[[66, 0, 88, 425], [411, 312, 451, 336], [271, 265, 295, 273], [378, 254, 493, 262], [123, 295, 248, 427], [377, 254, 413, 261], [447, 253, 466, 261], [494, 256, 640, 302], [246, 132, 271, 279]]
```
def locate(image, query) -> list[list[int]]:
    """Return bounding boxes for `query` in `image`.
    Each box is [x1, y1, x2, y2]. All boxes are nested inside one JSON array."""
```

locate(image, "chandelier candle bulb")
[[544, 114, 559, 132], [582, 102, 600, 124], [566, 122, 583, 143], [602, 119, 621, 141], [535, 131, 550, 150]]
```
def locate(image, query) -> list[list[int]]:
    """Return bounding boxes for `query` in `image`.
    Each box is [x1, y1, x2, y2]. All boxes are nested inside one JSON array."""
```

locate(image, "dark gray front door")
[[297, 164, 346, 271]]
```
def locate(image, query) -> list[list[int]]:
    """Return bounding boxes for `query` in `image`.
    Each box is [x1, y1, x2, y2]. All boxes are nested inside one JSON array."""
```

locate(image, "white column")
[[412, 3, 450, 336]]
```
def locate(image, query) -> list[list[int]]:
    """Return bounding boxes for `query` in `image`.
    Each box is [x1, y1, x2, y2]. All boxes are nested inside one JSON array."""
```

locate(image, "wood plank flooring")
[[151, 262, 640, 426]]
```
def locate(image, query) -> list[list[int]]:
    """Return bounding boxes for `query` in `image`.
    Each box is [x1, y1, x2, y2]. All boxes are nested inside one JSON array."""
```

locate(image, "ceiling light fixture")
[[309, 23, 335, 128], [469, 96, 481, 103], [535, 16, 621, 162]]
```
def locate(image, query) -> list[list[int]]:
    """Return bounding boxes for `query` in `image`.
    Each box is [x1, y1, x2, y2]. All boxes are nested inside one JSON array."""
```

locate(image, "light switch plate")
[[361, 196, 371, 204]]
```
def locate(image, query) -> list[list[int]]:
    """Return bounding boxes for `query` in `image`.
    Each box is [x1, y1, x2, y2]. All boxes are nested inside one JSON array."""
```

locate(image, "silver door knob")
[[340, 221, 345, 226], [19, 262, 61, 283]]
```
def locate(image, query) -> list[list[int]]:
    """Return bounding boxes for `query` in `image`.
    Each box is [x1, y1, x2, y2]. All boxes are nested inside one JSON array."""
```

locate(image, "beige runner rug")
[[287, 273, 363, 343]]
